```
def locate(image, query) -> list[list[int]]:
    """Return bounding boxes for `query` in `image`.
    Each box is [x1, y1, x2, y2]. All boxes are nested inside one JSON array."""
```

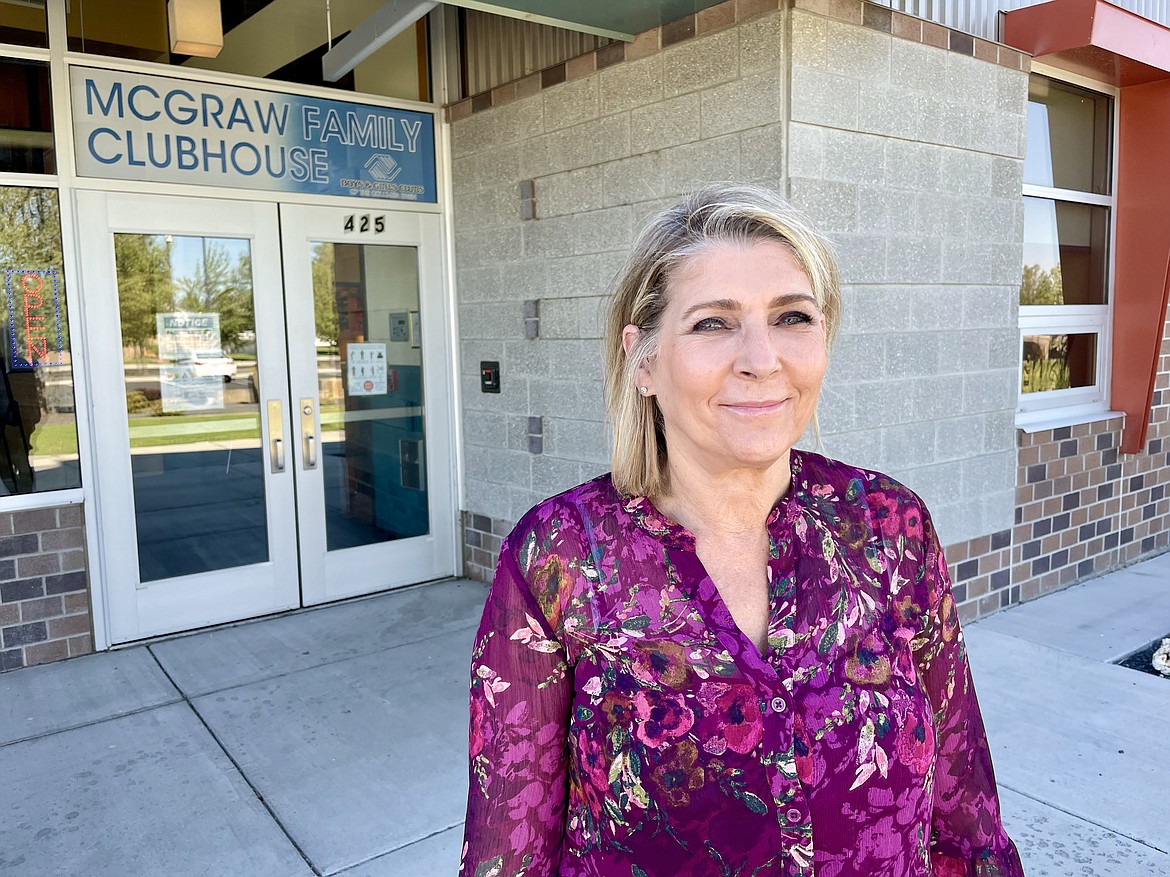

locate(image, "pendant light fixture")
[[167, 0, 224, 58]]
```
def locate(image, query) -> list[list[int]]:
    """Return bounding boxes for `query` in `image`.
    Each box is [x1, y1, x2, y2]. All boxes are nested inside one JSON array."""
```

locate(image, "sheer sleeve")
[[460, 537, 572, 877], [914, 510, 1026, 877]]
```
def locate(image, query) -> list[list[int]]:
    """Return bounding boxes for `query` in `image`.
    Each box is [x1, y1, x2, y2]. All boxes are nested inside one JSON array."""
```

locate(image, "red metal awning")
[[1006, 0, 1170, 453]]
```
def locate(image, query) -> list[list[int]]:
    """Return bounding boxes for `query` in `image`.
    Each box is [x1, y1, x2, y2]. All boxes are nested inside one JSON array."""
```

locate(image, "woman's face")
[[626, 239, 828, 481]]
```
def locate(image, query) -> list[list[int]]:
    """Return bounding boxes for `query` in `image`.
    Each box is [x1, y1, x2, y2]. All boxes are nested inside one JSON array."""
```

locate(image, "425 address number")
[[343, 214, 386, 233]]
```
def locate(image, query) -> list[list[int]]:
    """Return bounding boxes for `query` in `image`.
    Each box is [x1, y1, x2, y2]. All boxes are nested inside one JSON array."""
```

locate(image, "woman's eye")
[[692, 317, 727, 332], [778, 311, 814, 326]]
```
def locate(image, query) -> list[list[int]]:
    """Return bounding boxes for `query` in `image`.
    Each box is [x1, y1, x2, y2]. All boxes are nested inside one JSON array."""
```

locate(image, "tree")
[[0, 187, 63, 266], [1019, 263, 1063, 306], [0, 187, 70, 352], [114, 234, 174, 356], [174, 240, 255, 351], [311, 243, 339, 346]]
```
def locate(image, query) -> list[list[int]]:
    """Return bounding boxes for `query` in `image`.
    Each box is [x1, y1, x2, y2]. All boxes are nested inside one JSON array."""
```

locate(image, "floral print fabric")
[[460, 450, 1024, 877]]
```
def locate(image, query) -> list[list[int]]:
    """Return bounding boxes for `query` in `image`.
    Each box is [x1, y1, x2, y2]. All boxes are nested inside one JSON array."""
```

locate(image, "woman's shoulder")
[[795, 448, 929, 513], [494, 475, 631, 637], [794, 449, 936, 552], [795, 451, 942, 600], [502, 472, 626, 564]]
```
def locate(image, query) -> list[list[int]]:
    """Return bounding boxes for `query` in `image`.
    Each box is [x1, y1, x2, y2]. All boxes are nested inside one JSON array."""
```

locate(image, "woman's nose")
[[734, 323, 781, 379]]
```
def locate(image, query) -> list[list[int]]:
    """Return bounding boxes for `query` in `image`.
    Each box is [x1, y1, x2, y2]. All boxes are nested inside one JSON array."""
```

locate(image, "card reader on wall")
[[480, 361, 500, 393]]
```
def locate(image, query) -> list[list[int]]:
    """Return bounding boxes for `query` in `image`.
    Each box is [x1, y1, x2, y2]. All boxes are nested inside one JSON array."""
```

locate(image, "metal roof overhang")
[[436, 0, 727, 40], [323, 0, 724, 80], [1006, 0, 1170, 453]]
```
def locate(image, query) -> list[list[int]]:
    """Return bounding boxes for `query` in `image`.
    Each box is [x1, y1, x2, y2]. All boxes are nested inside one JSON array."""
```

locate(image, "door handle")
[[300, 398, 317, 470], [266, 400, 286, 473]]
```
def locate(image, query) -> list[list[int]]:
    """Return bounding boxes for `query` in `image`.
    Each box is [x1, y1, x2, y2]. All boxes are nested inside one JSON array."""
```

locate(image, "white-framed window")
[[1017, 66, 1118, 428]]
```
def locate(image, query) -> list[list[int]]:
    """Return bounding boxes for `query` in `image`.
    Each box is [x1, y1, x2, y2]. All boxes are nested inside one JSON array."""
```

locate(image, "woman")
[[460, 185, 1023, 877]]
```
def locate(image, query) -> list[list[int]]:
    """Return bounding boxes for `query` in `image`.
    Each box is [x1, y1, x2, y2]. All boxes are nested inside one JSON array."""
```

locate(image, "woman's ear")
[[622, 325, 654, 389], [621, 324, 642, 357]]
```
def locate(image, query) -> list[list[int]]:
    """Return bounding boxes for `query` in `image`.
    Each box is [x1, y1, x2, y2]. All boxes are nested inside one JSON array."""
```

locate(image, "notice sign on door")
[[157, 312, 224, 413], [347, 343, 387, 396], [157, 312, 219, 358], [69, 66, 437, 202]]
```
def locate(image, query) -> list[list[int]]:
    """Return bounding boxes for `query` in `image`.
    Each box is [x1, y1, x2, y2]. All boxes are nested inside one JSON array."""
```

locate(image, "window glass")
[[113, 233, 266, 581], [1024, 77, 1111, 194], [67, 0, 170, 61], [0, 188, 82, 494], [0, 3, 48, 48], [311, 242, 430, 551], [186, 0, 426, 100], [65, 0, 427, 101], [0, 57, 54, 174], [1021, 198, 1109, 306], [1021, 334, 1097, 394], [1019, 75, 1113, 416]]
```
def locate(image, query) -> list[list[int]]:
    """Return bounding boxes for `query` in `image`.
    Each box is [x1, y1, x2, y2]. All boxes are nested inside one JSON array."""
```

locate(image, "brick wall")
[[463, 511, 509, 585], [938, 298, 1170, 621], [0, 504, 92, 672], [945, 417, 1170, 623], [942, 527, 1015, 623]]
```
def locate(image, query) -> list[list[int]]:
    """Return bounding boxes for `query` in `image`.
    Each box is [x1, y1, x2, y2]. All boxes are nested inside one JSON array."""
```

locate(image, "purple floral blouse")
[[460, 450, 1024, 877]]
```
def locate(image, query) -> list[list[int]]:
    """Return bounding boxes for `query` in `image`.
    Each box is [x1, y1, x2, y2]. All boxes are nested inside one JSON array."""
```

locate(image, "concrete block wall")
[[786, 3, 1029, 549], [0, 504, 92, 672], [448, 0, 1040, 621], [451, 1, 790, 542]]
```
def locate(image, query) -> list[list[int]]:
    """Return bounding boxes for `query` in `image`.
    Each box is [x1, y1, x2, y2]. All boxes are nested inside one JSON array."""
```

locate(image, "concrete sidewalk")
[[968, 554, 1170, 876], [1, 560, 1167, 876]]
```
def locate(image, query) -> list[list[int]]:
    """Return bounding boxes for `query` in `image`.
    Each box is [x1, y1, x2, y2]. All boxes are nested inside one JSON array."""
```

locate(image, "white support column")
[[45, 0, 110, 651]]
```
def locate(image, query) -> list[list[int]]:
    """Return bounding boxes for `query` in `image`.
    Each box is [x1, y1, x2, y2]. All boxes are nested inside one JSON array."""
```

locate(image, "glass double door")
[[78, 193, 453, 643]]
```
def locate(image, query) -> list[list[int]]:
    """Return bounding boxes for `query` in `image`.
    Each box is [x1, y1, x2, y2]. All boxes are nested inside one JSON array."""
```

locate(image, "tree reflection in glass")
[[114, 233, 267, 582], [0, 187, 81, 494], [1021, 334, 1096, 394]]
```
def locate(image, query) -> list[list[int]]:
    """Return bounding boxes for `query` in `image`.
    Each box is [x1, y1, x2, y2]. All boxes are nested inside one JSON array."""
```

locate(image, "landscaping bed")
[[1115, 636, 1170, 679]]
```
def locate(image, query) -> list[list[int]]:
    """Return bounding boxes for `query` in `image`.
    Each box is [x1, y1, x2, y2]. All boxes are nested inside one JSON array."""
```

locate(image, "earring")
[[638, 386, 649, 396]]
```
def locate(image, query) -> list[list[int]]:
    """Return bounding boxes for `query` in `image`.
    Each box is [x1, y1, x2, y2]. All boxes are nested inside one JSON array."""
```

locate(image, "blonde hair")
[[603, 184, 841, 498]]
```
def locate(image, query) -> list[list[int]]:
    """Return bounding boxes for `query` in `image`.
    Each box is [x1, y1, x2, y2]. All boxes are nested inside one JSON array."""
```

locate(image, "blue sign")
[[70, 66, 437, 202]]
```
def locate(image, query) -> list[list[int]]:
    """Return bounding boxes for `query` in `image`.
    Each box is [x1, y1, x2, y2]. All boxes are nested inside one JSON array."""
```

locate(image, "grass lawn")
[[127, 411, 260, 448], [30, 412, 266, 457], [31, 407, 356, 459], [29, 422, 80, 457]]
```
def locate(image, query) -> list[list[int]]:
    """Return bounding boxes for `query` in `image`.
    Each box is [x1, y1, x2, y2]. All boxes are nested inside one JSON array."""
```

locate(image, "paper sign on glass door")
[[157, 312, 225, 412], [347, 342, 387, 396]]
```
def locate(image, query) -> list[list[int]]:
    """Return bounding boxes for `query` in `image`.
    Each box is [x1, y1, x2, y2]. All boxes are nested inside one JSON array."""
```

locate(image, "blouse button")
[[770, 696, 786, 713], [786, 808, 804, 824]]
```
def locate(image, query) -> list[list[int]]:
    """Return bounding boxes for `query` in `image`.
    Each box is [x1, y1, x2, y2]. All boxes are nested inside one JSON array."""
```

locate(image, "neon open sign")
[[4, 269, 65, 367]]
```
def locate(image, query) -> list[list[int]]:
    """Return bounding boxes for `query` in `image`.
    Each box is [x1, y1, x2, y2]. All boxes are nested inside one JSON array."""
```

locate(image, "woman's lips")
[[721, 400, 787, 415]]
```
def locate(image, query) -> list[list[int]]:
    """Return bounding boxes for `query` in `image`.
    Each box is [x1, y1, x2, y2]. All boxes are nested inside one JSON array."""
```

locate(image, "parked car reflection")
[[172, 351, 238, 381]]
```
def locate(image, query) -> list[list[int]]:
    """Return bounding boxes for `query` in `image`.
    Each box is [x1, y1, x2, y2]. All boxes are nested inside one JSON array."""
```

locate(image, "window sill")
[[1015, 407, 1125, 433], [0, 488, 84, 513]]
